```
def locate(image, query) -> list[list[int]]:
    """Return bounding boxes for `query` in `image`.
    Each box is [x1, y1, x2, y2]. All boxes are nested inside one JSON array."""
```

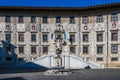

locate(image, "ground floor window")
[[111, 45, 118, 53], [97, 45, 103, 54], [43, 46, 48, 54], [111, 57, 118, 61], [70, 46, 75, 53], [96, 57, 103, 61], [83, 46, 89, 54], [18, 33, 24, 42], [19, 45, 24, 54], [31, 46, 37, 54]]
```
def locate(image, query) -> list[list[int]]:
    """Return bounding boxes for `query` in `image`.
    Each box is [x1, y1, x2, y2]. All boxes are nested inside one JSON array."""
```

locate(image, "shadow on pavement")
[[0, 77, 26, 80], [0, 40, 48, 74], [0, 68, 48, 74]]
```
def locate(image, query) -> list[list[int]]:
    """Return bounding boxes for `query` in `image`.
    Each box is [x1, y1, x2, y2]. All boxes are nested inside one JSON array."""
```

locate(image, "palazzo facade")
[[0, 3, 120, 68]]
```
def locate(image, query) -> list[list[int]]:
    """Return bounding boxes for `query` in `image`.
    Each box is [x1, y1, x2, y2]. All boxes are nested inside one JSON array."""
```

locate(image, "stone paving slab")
[[0, 69, 120, 80]]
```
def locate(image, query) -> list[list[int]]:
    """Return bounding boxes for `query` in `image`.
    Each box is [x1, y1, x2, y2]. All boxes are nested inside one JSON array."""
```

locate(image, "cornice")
[[0, 2, 119, 11]]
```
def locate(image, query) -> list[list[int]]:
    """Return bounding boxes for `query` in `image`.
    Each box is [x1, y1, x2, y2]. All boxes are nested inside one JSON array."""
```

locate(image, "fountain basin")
[[44, 69, 72, 76]]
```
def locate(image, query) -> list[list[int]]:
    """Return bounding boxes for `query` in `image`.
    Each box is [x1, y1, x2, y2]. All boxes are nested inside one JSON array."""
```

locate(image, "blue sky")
[[0, 0, 120, 7]]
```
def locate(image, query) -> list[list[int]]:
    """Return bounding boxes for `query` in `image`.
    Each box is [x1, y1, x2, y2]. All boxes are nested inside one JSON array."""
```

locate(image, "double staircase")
[[16, 54, 104, 69]]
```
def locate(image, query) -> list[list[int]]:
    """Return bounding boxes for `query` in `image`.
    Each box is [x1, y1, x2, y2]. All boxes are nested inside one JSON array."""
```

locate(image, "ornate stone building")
[[0, 2, 120, 68]]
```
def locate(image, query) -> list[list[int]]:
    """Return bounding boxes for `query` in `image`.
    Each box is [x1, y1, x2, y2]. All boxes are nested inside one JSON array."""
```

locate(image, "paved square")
[[0, 69, 120, 80]]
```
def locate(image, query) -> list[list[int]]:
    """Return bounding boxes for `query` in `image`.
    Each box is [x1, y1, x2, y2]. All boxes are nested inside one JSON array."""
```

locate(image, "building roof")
[[0, 2, 119, 11]]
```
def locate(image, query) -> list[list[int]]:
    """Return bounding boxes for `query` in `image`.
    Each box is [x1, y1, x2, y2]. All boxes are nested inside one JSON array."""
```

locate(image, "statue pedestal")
[[54, 55, 62, 67]]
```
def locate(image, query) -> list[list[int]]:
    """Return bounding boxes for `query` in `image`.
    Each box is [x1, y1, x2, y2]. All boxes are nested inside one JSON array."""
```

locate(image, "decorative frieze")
[[41, 24, 50, 32], [4, 24, 13, 32], [17, 24, 25, 32], [81, 24, 91, 32], [95, 23, 105, 31], [69, 25, 77, 32], [30, 24, 38, 32], [109, 22, 119, 30]]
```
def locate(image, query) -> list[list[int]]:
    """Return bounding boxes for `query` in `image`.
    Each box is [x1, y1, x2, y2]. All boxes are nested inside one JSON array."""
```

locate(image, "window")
[[97, 33, 103, 42], [43, 46, 48, 53], [96, 57, 103, 61], [18, 16, 24, 23], [31, 46, 36, 54], [19, 45, 24, 54], [96, 15, 103, 22], [18, 33, 24, 42], [31, 25, 36, 30], [55, 35, 62, 41], [83, 34, 89, 42], [111, 57, 118, 61], [42, 17, 47, 23], [56, 35, 61, 39], [111, 45, 118, 53], [70, 17, 75, 23], [31, 33, 36, 42], [82, 16, 89, 24], [6, 25, 11, 31], [6, 44, 11, 53], [70, 46, 75, 53], [31, 16, 36, 23], [69, 34, 75, 42], [56, 17, 61, 23], [5, 16, 10, 23], [111, 32, 118, 41], [111, 13, 118, 21], [83, 46, 88, 54], [6, 33, 11, 42], [97, 45, 103, 54], [42, 34, 48, 42], [6, 57, 12, 61]]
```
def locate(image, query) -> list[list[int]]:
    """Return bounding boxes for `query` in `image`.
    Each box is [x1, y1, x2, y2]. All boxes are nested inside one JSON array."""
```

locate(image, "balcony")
[[54, 37, 63, 42], [54, 24, 64, 33]]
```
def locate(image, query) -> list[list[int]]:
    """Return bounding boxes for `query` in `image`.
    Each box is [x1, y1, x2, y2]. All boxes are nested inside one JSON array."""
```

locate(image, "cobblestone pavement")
[[0, 69, 120, 80]]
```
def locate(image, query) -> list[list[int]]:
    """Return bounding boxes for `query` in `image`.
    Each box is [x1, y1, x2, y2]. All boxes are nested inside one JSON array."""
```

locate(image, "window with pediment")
[[31, 46, 37, 54], [18, 33, 24, 42], [111, 32, 118, 41]]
